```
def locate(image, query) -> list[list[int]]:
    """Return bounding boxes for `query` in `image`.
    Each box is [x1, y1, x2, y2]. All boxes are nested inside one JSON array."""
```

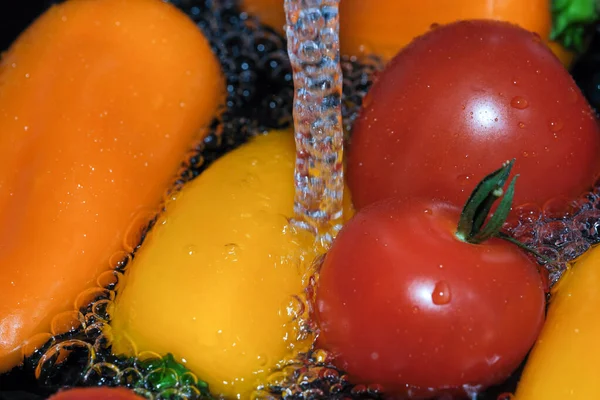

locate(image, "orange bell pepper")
[[0, 0, 223, 372], [515, 245, 600, 399], [241, 0, 573, 65]]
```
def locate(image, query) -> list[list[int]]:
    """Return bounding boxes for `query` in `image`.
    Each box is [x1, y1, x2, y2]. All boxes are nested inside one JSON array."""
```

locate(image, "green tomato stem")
[[454, 160, 560, 267]]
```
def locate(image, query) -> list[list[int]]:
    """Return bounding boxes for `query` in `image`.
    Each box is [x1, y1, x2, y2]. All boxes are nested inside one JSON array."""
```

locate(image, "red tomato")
[[347, 20, 600, 210], [47, 387, 143, 400], [315, 199, 545, 398]]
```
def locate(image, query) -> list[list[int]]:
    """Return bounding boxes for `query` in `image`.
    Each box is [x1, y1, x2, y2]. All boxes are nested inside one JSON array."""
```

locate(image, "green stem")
[[497, 232, 560, 267], [454, 160, 559, 267]]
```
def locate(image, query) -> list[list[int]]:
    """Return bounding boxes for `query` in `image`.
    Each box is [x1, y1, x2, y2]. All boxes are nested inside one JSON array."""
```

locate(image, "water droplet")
[[184, 244, 197, 256], [412, 306, 420, 314], [431, 281, 452, 305], [423, 208, 433, 215], [256, 353, 270, 367], [567, 87, 578, 103], [518, 122, 526, 129], [457, 174, 472, 186], [511, 96, 529, 109], [549, 119, 564, 132]]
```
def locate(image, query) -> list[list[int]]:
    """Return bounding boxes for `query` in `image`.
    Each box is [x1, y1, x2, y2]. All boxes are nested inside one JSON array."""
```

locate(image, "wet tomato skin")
[[348, 20, 600, 210], [48, 387, 144, 400], [315, 199, 545, 397]]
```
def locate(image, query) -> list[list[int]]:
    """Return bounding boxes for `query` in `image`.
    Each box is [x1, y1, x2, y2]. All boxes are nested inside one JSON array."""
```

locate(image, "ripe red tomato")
[[47, 387, 143, 400], [347, 20, 600, 210], [315, 199, 545, 398]]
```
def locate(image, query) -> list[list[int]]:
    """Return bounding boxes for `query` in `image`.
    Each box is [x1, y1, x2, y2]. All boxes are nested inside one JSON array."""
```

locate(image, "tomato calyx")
[[455, 160, 557, 265], [455, 159, 518, 244]]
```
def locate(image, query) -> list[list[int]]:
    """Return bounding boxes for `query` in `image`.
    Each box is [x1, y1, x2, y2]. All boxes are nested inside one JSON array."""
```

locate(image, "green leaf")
[[456, 159, 514, 241], [470, 175, 518, 244], [551, 0, 598, 53]]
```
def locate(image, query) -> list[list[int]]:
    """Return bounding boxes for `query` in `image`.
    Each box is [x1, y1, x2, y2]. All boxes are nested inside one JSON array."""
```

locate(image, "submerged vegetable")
[[316, 162, 545, 398], [111, 130, 352, 398], [0, 0, 223, 372], [516, 245, 600, 399], [242, 0, 573, 64]]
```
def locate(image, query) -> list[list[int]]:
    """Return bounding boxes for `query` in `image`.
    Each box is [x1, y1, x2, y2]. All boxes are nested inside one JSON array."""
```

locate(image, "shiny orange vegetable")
[[241, 0, 573, 65], [0, 0, 223, 372], [516, 245, 600, 399]]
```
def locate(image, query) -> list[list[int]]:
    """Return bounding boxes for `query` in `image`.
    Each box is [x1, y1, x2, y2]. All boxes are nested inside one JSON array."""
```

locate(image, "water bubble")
[[74, 287, 114, 311], [431, 281, 452, 305], [50, 310, 84, 335], [538, 220, 576, 248], [542, 196, 574, 219], [518, 121, 526, 129], [97, 269, 123, 290], [109, 250, 132, 271], [145, 367, 179, 391], [21, 333, 54, 359], [35, 339, 95, 383], [116, 367, 144, 388], [123, 208, 157, 253], [83, 361, 120, 385], [133, 388, 153, 399], [511, 96, 529, 109]]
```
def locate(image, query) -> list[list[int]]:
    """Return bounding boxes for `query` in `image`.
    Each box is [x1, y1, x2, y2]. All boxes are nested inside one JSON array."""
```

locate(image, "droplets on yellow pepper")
[[111, 130, 352, 398]]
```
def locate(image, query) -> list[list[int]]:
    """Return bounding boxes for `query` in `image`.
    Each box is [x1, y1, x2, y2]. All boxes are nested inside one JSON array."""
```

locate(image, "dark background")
[[0, 2, 54, 51]]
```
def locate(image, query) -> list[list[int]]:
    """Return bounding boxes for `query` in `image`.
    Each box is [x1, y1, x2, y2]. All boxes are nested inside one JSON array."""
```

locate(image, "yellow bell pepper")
[[516, 245, 600, 398], [110, 130, 353, 398]]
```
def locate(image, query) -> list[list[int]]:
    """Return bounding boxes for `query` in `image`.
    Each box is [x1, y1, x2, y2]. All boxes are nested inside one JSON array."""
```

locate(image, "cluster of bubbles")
[[21, 255, 211, 400], [505, 190, 600, 284]]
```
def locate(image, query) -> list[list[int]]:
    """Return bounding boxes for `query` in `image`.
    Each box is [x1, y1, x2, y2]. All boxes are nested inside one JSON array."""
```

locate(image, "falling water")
[[284, 0, 345, 247]]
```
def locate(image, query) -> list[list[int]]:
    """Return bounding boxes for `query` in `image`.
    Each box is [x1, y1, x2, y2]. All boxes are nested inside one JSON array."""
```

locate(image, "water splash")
[[284, 0, 345, 247]]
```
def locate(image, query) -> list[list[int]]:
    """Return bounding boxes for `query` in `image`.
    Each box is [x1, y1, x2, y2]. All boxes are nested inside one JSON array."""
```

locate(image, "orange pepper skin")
[[0, 0, 223, 372], [241, 0, 573, 66], [515, 246, 600, 399]]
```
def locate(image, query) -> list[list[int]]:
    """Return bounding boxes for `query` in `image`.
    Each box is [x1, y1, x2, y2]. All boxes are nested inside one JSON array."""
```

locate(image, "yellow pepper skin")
[[111, 131, 353, 398], [516, 246, 600, 399]]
